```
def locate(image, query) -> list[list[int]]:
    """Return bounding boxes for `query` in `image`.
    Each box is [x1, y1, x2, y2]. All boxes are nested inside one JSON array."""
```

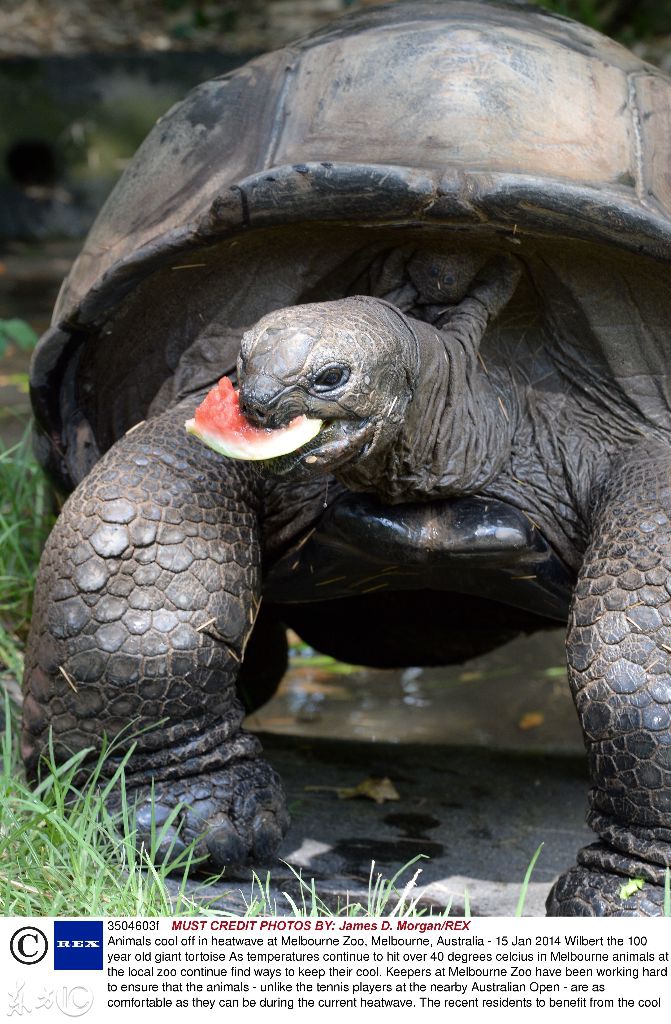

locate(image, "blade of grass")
[[515, 843, 544, 917]]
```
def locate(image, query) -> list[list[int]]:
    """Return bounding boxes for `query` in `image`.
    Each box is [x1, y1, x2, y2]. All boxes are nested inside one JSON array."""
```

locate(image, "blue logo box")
[[54, 921, 104, 970]]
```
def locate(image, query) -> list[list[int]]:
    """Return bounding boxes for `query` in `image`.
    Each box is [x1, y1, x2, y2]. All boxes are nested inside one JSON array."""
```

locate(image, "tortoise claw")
[[547, 866, 667, 917], [126, 759, 289, 871]]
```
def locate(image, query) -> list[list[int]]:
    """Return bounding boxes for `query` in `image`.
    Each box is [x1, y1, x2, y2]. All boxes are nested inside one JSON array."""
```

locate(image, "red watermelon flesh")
[[185, 377, 322, 460]]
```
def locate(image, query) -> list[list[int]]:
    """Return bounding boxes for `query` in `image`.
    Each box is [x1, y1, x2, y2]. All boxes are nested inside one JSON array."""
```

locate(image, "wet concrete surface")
[[247, 629, 582, 754], [178, 628, 592, 917], [176, 732, 592, 917]]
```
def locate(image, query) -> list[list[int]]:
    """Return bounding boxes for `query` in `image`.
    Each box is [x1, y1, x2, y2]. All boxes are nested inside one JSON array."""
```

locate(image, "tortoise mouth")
[[260, 416, 374, 475]]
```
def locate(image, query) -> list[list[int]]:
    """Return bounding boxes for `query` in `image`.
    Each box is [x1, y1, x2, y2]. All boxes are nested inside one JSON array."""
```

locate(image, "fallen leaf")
[[305, 777, 400, 804], [517, 711, 544, 731], [338, 777, 400, 804]]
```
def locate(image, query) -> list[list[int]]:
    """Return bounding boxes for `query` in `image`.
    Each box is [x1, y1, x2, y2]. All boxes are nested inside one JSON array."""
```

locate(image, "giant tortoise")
[[24, 0, 671, 915]]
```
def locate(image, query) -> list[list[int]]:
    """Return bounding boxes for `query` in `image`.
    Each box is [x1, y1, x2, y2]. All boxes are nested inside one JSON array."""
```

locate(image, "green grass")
[[516, 843, 543, 917], [0, 700, 466, 918], [0, 428, 54, 689], [0, 701, 217, 916], [244, 855, 436, 918]]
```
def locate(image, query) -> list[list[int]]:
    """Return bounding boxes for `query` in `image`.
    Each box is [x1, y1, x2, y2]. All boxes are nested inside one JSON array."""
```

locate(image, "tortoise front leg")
[[548, 440, 671, 915], [22, 396, 288, 866]]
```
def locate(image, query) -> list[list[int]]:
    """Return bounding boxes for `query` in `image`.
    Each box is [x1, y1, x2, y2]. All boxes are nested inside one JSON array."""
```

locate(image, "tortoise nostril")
[[241, 399, 267, 423], [241, 395, 262, 419], [239, 375, 283, 424]]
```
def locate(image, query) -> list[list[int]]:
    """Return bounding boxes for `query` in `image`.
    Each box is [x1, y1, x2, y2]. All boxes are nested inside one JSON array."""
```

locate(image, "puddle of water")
[[246, 628, 583, 754]]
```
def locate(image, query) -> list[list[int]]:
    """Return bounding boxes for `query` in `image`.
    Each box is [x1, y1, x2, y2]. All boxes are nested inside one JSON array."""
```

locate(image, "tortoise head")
[[237, 297, 419, 475]]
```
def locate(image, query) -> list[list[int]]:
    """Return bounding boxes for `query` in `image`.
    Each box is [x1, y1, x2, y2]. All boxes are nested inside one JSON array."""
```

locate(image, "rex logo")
[[54, 922, 104, 971]]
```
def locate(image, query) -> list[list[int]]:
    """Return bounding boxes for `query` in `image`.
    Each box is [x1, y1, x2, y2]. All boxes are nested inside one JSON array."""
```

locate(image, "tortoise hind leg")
[[22, 396, 288, 866], [547, 440, 671, 916]]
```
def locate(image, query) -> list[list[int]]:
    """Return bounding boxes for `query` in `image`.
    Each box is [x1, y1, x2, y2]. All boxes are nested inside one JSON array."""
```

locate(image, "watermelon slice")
[[185, 377, 322, 461]]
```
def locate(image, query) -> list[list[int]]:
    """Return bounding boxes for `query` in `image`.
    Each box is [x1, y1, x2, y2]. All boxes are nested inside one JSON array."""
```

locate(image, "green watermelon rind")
[[185, 415, 323, 461]]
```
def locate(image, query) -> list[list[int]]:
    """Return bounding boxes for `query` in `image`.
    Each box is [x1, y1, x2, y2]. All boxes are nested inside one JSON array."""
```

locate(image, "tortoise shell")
[[30, 0, 671, 491]]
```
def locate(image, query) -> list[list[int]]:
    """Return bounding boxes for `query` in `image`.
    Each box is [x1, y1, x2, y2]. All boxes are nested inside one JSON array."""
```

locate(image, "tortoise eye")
[[313, 366, 349, 391]]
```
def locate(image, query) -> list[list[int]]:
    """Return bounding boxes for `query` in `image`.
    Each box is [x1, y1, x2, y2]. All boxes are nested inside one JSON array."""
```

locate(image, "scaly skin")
[[22, 394, 288, 865], [547, 440, 671, 914]]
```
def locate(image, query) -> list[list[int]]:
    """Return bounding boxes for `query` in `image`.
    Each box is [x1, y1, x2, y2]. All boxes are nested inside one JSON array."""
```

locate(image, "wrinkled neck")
[[338, 300, 514, 502]]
